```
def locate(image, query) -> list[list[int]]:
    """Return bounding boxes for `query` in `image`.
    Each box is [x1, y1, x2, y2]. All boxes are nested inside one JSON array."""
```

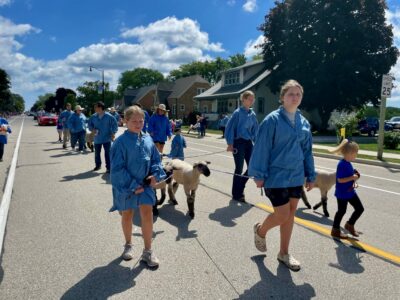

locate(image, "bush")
[[384, 132, 400, 149]]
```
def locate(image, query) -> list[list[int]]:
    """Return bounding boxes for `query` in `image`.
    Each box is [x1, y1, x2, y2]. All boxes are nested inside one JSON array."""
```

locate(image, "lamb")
[[301, 170, 336, 217], [158, 159, 211, 219]]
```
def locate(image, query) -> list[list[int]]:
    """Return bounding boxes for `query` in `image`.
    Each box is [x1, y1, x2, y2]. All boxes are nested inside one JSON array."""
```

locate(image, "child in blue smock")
[[330, 139, 364, 239], [169, 127, 187, 160], [249, 80, 315, 271], [110, 105, 165, 267], [0, 117, 12, 162], [148, 104, 172, 154]]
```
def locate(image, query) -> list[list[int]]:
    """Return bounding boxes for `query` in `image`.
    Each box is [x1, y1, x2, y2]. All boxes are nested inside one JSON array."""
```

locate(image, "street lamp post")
[[89, 66, 105, 102]]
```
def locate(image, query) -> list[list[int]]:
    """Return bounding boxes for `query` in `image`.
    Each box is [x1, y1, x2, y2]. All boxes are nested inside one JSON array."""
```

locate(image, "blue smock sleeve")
[[251, 116, 259, 143], [148, 116, 154, 135], [248, 117, 275, 181], [302, 128, 316, 182], [166, 118, 172, 137], [110, 116, 118, 134], [88, 116, 94, 131], [110, 141, 140, 198], [225, 111, 238, 145], [149, 142, 166, 182]]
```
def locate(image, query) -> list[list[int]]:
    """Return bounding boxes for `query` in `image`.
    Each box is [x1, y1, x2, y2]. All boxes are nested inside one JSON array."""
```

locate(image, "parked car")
[[385, 116, 400, 131], [358, 117, 392, 136], [38, 113, 58, 126]]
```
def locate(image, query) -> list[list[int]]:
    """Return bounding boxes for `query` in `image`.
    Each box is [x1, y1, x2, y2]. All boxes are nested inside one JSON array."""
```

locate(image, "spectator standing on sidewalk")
[[109, 107, 121, 126], [0, 116, 11, 162], [59, 103, 73, 149], [88, 101, 118, 173], [249, 80, 315, 271], [225, 90, 259, 202], [148, 104, 172, 154], [67, 105, 87, 152]]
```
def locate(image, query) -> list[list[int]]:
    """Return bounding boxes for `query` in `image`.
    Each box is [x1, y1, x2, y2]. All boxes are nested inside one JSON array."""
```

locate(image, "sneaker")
[[331, 228, 348, 239], [141, 249, 160, 267], [344, 222, 360, 237], [253, 223, 267, 252], [233, 196, 246, 203], [63, 144, 67, 149], [121, 243, 133, 261], [277, 253, 301, 271]]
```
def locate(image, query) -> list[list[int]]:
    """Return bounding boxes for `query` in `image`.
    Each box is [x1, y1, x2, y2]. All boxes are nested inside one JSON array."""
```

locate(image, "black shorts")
[[264, 186, 303, 207], [153, 141, 165, 145]]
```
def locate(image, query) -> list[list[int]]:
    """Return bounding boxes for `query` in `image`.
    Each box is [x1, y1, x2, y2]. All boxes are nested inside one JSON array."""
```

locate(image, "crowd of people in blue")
[[1, 79, 364, 270]]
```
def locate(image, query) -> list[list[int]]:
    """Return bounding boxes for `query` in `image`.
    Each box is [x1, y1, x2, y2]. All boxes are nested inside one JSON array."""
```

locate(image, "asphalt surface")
[[0, 116, 399, 299]]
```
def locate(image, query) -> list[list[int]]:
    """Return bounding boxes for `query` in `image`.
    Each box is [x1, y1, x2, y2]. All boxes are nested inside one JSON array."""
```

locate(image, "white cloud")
[[244, 35, 264, 58], [243, 0, 257, 13], [0, 16, 225, 108], [386, 9, 400, 107], [0, 0, 11, 6]]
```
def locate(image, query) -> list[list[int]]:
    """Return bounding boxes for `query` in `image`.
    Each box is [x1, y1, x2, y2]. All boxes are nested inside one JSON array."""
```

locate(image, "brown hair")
[[240, 90, 255, 101], [124, 105, 144, 121], [280, 80, 304, 101], [329, 139, 359, 155]]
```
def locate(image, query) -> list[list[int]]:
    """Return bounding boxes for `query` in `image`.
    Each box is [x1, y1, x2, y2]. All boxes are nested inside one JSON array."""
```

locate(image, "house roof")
[[168, 75, 209, 99], [194, 68, 272, 100], [127, 85, 156, 104], [224, 59, 264, 73]]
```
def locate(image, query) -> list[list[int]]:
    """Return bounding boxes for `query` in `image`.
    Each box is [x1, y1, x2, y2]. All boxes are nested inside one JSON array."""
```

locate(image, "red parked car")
[[38, 113, 58, 126]]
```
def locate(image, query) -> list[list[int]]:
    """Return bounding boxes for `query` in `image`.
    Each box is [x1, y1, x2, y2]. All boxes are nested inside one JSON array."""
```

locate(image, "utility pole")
[[377, 74, 393, 160]]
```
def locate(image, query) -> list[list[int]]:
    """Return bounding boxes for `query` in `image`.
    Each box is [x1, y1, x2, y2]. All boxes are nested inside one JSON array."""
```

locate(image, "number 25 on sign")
[[381, 74, 393, 98]]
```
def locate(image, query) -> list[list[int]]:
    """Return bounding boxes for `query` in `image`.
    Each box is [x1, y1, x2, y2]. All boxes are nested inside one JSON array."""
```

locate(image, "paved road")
[[0, 116, 399, 299]]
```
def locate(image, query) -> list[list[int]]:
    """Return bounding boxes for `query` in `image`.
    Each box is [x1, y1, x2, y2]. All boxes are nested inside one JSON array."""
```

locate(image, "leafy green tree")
[[76, 81, 117, 115], [117, 68, 164, 97], [31, 93, 54, 111], [0, 68, 11, 112], [10, 93, 25, 112], [260, 0, 399, 129], [228, 54, 247, 68]]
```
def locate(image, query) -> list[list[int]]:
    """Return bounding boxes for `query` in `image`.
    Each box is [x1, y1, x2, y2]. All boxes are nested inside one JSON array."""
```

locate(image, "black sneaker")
[[93, 166, 101, 171], [233, 196, 246, 203]]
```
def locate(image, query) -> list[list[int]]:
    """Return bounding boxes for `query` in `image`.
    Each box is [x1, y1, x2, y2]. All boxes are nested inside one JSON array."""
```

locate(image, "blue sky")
[[0, 0, 399, 110]]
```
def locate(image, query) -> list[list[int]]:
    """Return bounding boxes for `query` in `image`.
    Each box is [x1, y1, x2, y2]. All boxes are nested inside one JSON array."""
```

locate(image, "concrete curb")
[[314, 152, 400, 169]]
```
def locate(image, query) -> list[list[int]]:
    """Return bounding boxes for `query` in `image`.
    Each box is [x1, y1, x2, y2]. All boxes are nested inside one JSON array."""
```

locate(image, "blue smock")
[[67, 113, 87, 133], [148, 114, 171, 142], [170, 134, 187, 160], [110, 131, 166, 211], [224, 107, 259, 145], [0, 118, 11, 144], [249, 106, 316, 188], [59, 110, 73, 129], [88, 112, 118, 144], [219, 116, 230, 127], [335, 159, 356, 199], [110, 112, 120, 124]]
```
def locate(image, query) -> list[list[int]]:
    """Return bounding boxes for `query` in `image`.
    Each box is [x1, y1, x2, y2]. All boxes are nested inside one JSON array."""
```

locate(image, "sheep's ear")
[[193, 163, 198, 169], [205, 161, 211, 165]]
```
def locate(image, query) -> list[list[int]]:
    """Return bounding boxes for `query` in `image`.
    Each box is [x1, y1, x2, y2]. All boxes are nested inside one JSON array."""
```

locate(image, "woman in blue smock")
[[0, 117, 12, 162], [147, 104, 171, 154], [249, 80, 315, 271]]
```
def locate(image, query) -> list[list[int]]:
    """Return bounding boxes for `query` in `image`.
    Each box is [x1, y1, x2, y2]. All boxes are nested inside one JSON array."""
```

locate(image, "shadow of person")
[[60, 170, 100, 182], [50, 152, 77, 158], [296, 208, 334, 226], [101, 173, 111, 184], [157, 204, 197, 241], [328, 240, 365, 274], [237, 255, 316, 299], [209, 200, 252, 227], [60, 257, 144, 300]]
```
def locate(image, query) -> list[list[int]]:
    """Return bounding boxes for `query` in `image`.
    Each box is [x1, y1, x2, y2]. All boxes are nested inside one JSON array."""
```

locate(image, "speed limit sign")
[[381, 74, 393, 98]]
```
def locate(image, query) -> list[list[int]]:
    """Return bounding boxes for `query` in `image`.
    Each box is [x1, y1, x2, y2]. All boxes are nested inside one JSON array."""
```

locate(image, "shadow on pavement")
[[157, 204, 198, 241], [328, 240, 365, 274], [237, 255, 316, 299], [296, 208, 333, 226], [60, 257, 144, 300], [60, 170, 99, 181], [101, 173, 111, 184], [209, 200, 251, 227]]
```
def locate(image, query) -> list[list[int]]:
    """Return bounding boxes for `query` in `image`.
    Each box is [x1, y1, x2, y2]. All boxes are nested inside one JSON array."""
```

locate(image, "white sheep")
[[162, 159, 211, 219], [301, 170, 336, 217]]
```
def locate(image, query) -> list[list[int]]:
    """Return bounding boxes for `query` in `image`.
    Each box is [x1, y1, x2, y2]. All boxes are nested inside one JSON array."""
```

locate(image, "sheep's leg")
[[157, 187, 166, 205], [186, 187, 195, 219], [301, 186, 312, 209], [321, 192, 329, 217], [313, 201, 322, 210], [152, 189, 159, 216], [168, 182, 178, 205]]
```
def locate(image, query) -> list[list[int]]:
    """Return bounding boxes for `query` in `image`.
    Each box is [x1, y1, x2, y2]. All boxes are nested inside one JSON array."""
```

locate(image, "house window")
[[217, 99, 228, 113], [258, 97, 265, 114], [194, 101, 200, 112], [203, 106, 208, 113], [197, 88, 206, 95], [224, 71, 240, 86], [172, 104, 177, 115], [180, 104, 185, 111]]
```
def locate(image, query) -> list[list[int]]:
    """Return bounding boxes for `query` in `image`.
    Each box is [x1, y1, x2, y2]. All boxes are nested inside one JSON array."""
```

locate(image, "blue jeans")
[[94, 142, 111, 170], [71, 130, 86, 151], [232, 138, 253, 199]]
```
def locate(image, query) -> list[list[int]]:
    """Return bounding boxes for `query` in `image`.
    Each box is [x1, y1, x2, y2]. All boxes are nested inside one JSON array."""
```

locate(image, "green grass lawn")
[[313, 148, 400, 164], [315, 143, 400, 154]]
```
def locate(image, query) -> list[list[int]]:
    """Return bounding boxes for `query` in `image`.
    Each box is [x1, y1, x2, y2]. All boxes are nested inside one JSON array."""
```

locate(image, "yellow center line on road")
[[255, 203, 400, 266]]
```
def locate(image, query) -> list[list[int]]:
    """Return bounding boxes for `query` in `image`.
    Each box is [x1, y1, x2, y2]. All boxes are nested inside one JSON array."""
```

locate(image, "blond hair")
[[280, 80, 304, 100], [240, 90, 255, 101], [124, 105, 144, 121], [329, 139, 359, 155]]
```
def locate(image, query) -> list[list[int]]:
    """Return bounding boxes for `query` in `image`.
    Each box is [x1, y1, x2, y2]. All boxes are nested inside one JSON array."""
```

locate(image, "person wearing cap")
[[67, 105, 87, 152], [88, 101, 118, 173], [148, 104, 172, 154], [110, 107, 121, 126], [59, 103, 73, 149]]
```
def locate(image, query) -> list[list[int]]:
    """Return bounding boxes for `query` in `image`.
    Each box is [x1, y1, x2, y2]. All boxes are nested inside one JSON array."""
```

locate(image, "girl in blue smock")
[[148, 104, 171, 154], [110, 105, 165, 267], [330, 139, 364, 239], [225, 90, 259, 202], [249, 80, 316, 271], [0, 117, 12, 162], [169, 127, 187, 160]]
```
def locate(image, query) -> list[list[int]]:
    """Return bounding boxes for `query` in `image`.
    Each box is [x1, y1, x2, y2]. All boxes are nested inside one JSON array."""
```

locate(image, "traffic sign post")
[[377, 74, 393, 160]]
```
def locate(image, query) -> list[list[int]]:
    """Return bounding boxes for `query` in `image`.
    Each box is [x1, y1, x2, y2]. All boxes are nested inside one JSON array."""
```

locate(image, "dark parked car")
[[385, 116, 400, 131], [358, 117, 392, 136]]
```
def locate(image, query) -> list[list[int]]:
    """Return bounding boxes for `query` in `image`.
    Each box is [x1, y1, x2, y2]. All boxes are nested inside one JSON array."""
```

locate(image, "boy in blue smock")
[[169, 127, 187, 160], [110, 105, 165, 267], [0, 117, 12, 162], [67, 105, 87, 152]]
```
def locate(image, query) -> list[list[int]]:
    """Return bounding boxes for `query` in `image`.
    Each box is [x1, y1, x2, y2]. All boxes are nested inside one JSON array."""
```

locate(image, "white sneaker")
[[141, 249, 160, 267], [277, 253, 301, 271], [253, 223, 267, 252], [121, 243, 133, 261]]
